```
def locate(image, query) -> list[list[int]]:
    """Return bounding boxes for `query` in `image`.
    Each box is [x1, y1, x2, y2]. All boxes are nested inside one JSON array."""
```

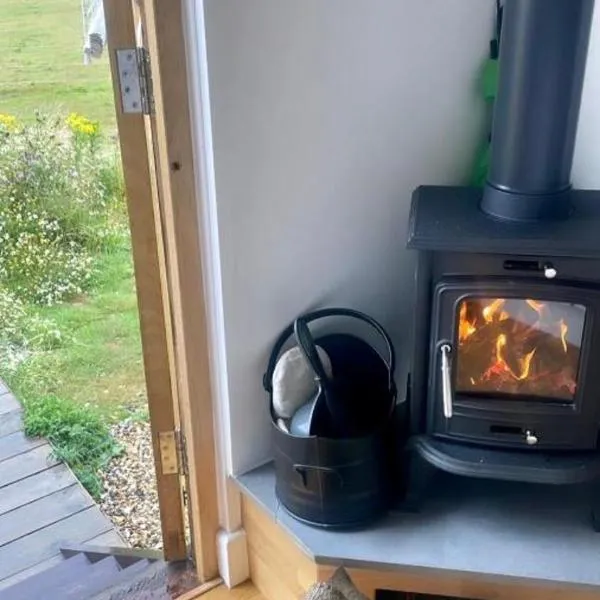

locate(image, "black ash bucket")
[[263, 308, 397, 528]]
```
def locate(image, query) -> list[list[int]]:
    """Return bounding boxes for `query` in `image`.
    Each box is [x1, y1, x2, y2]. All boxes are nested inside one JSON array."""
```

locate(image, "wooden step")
[[0, 484, 93, 547], [0, 431, 45, 463], [0, 506, 113, 580], [0, 553, 90, 600], [57, 556, 125, 599], [61, 542, 162, 567], [82, 558, 154, 599], [0, 410, 23, 439], [0, 552, 155, 600], [0, 554, 65, 593], [0, 444, 59, 489], [0, 393, 20, 417], [88, 560, 164, 600]]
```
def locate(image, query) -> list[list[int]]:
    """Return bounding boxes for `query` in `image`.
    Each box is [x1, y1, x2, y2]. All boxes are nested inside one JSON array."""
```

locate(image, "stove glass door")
[[456, 297, 585, 402]]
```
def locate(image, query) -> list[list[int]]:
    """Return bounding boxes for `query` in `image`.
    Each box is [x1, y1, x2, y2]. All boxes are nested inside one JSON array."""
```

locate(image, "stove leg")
[[400, 450, 436, 512]]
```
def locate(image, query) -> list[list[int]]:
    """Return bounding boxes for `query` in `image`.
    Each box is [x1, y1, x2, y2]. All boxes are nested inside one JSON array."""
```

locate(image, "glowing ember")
[[560, 319, 568, 354]]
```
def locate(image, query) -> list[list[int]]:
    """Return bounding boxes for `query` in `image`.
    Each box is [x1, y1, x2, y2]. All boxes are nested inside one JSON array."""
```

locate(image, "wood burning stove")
[[405, 0, 600, 521], [415, 254, 600, 451]]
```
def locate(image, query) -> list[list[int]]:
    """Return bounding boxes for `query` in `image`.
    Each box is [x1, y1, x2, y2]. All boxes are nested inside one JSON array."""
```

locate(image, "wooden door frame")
[[103, 0, 220, 581]]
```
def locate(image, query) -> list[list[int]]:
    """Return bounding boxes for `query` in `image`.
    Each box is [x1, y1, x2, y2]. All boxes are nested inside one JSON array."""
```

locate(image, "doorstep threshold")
[[234, 462, 600, 592]]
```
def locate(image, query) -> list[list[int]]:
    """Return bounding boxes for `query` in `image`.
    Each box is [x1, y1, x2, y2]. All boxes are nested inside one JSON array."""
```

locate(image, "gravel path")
[[99, 420, 163, 549]]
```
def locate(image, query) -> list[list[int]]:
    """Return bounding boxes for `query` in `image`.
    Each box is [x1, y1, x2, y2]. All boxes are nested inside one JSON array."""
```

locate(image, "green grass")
[[21, 394, 122, 498], [2, 245, 147, 497], [6, 246, 147, 423], [0, 0, 116, 130]]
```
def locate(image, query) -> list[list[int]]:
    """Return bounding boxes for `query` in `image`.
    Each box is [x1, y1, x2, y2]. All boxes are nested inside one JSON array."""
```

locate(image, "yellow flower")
[[0, 114, 18, 131], [66, 113, 100, 137]]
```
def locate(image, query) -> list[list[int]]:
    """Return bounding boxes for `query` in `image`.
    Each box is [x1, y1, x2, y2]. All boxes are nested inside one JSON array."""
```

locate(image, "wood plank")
[[0, 431, 45, 463], [84, 529, 128, 548], [0, 410, 22, 438], [190, 583, 263, 600], [0, 463, 74, 516], [103, 0, 187, 561], [0, 394, 20, 417], [0, 484, 93, 547], [0, 444, 58, 488], [0, 506, 112, 581], [242, 497, 316, 600], [177, 578, 223, 600], [142, 0, 220, 580], [0, 554, 65, 593]]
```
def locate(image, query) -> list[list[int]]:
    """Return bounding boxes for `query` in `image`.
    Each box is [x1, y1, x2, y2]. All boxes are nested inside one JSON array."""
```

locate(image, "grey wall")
[[203, 0, 497, 474], [573, 3, 600, 188]]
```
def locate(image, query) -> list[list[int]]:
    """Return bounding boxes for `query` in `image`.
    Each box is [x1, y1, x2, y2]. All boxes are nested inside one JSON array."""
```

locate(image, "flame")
[[459, 297, 578, 398], [496, 333, 507, 355], [518, 348, 537, 381], [489, 334, 536, 381], [482, 298, 506, 323], [458, 302, 476, 342], [526, 299, 545, 315], [560, 319, 568, 353]]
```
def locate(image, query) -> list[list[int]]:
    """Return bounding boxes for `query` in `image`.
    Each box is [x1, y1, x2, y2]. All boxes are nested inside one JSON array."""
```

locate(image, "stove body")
[[406, 0, 600, 478], [409, 189, 600, 452]]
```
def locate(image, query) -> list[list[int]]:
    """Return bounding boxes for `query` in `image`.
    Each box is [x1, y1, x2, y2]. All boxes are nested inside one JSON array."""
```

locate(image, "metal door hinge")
[[158, 430, 179, 475], [116, 47, 154, 115], [158, 429, 188, 476], [175, 428, 189, 476]]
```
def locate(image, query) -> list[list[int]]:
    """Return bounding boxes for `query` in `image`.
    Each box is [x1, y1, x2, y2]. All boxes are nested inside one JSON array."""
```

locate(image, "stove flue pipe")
[[481, 0, 595, 221]]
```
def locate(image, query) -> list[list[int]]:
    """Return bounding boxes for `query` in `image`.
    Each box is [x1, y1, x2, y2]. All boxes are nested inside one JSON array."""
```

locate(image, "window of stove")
[[455, 297, 585, 402]]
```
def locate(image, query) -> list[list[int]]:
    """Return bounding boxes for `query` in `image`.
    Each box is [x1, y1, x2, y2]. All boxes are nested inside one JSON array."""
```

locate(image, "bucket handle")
[[293, 464, 344, 488], [264, 308, 396, 394]]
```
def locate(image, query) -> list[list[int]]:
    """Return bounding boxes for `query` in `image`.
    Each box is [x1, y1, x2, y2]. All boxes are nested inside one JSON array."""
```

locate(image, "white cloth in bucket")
[[272, 345, 333, 419]]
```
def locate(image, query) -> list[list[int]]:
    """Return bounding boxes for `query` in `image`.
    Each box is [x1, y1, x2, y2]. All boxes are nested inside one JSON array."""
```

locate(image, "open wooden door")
[[103, 0, 220, 582]]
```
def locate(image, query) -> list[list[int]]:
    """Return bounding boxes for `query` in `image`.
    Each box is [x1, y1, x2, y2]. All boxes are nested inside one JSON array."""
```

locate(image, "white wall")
[[202, 0, 497, 475]]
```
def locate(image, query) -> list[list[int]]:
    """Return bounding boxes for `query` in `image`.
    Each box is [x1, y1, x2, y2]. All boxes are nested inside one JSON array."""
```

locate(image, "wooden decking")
[[0, 380, 124, 591]]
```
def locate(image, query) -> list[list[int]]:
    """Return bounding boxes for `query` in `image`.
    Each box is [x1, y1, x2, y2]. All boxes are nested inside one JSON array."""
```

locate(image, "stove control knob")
[[525, 430, 538, 446], [543, 264, 557, 279]]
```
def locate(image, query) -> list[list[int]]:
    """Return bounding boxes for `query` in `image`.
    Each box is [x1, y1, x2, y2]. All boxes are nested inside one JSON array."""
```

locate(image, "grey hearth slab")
[[236, 462, 600, 590]]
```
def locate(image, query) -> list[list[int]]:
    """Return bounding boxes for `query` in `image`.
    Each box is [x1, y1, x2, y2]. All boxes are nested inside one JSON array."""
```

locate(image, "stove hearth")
[[405, 0, 600, 526]]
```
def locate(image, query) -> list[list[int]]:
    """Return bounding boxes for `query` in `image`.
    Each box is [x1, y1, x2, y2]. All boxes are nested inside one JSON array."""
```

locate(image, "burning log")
[[456, 298, 580, 401]]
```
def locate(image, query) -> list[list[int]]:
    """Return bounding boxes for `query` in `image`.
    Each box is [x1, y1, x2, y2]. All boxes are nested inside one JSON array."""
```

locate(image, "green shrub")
[[0, 112, 126, 305], [22, 394, 121, 499]]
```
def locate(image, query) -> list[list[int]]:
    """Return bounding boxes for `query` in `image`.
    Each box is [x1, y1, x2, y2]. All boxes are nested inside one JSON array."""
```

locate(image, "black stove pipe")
[[481, 0, 595, 221]]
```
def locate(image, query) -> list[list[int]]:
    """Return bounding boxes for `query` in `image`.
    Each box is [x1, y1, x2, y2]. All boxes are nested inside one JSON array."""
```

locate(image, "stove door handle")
[[440, 343, 453, 419]]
